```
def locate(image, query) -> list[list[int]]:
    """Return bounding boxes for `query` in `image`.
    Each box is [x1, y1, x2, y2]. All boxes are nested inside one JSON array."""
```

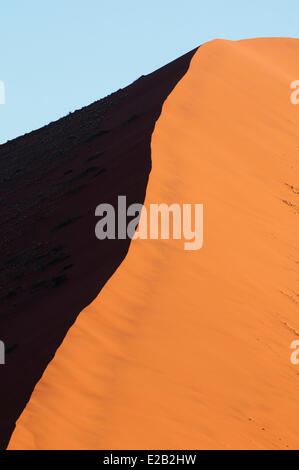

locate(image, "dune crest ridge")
[[9, 38, 299, 450]]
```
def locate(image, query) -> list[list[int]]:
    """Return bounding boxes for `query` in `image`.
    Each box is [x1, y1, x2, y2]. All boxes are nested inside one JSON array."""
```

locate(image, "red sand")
[[8, 38, 299, 450], [0, 49, 194, 449]]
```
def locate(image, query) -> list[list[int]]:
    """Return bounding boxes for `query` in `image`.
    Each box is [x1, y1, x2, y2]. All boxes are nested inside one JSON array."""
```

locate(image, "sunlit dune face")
[[9, 38, 299, 450]]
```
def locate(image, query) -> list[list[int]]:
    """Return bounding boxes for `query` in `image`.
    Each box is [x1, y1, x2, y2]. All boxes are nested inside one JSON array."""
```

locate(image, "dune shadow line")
[[0, 47, 197, 449]]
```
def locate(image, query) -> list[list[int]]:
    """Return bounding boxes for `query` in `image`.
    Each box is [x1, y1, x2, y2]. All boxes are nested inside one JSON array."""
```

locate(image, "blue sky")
[[1, 0, 298, 144]]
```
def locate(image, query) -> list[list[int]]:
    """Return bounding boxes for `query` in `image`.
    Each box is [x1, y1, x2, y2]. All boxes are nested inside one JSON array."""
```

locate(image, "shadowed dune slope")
[[9, 38, 299, 450], [0, 49, 196, 449]]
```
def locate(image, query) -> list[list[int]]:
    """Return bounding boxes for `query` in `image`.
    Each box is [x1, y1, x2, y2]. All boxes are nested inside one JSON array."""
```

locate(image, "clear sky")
[[1, 0, 298, 144]]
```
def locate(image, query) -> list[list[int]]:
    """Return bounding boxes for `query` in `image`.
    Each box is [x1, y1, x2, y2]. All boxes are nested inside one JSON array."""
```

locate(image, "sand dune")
[[0, 49, 195, 449], [8, 38, 299, 449]]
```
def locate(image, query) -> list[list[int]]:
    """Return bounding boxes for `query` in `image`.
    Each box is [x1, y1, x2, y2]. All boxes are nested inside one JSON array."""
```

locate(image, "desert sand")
[[0, 49, 194, 449], [8, 38, 299, 449]]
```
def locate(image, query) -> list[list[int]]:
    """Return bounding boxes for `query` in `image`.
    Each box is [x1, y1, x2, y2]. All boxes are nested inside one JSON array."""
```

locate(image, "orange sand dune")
[[9, 38, 299, 450]]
